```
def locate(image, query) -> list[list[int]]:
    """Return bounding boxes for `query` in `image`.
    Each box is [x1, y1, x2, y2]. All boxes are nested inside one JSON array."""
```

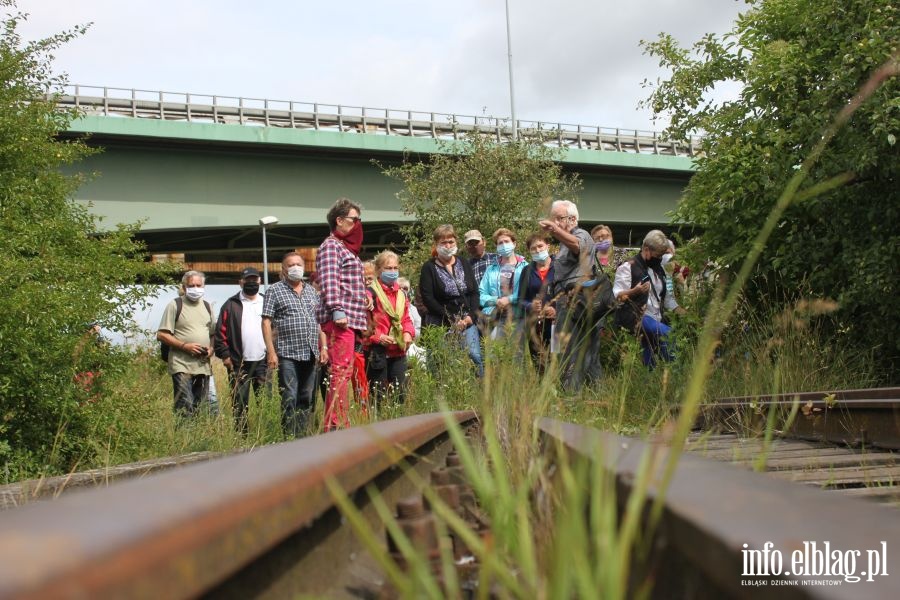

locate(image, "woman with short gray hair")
[[612, 229, 686, 367]]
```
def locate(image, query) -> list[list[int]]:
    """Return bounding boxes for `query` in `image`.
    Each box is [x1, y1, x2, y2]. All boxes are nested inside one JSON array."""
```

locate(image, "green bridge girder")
[[64, 116, 695, 256]]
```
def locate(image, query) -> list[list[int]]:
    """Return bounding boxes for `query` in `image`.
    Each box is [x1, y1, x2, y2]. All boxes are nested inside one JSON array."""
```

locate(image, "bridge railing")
[[56, 85, 701, 157]]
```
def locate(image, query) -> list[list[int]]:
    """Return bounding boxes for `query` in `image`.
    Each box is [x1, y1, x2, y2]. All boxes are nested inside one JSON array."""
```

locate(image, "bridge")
[[59, 86, 697, 278]]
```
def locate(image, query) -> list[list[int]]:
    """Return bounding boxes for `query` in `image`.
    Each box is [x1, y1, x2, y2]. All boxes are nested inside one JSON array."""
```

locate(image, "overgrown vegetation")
[[641, 0, 899, 379], [0, 3, 174, 478]]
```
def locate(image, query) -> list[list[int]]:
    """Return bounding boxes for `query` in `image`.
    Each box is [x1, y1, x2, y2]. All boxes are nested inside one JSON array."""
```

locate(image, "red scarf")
[[333, 220, 363, 255]]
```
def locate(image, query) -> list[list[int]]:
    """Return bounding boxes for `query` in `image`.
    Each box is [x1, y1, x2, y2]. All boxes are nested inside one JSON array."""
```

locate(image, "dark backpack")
[[160, 298, 212, 362], [581, 257, 616, 320]]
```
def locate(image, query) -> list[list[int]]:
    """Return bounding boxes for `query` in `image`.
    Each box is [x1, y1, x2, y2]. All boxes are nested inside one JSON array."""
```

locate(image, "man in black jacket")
[[214, 267, 268, 433]]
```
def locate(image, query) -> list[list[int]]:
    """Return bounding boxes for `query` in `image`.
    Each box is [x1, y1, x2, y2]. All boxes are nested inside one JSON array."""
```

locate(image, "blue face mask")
[[497, 242, 515, 257], [380, 271, 399, 284], [531, 250, 549, 262]]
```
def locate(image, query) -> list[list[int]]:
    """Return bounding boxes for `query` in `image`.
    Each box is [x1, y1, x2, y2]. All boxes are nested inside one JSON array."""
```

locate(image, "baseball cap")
[[240, 267, 261, 279], [463, 230, 484, 244]]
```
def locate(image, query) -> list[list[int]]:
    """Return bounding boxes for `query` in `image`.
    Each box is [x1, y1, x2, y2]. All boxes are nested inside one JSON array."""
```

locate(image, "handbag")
[[368, 344, 388, 371]]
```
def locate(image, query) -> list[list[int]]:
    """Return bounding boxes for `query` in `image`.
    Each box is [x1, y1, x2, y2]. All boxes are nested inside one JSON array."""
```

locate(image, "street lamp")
[[259, 216, 278, 291], [505, 0, 517, 141]]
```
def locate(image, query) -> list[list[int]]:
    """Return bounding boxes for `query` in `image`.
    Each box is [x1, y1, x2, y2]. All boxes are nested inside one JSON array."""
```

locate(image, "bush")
[[0, 5, 174, 478], [642, 0, 899, 378]]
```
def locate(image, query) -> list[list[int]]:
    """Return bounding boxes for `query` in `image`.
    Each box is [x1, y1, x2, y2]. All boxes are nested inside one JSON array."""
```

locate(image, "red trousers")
[[322, 322, 357, 431]]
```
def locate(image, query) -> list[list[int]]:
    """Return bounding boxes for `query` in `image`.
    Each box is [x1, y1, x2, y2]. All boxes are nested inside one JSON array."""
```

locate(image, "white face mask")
[[437, 245, 458, 259], [496, 242, 515, 257], [531, 249, 549, 262], [286, 265, 304, 282], [185, 287, 205, 302], [661, 253, 674, 267]]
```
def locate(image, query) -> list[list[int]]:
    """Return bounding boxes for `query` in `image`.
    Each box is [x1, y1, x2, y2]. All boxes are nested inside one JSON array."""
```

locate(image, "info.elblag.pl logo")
[[741, 541, 889, 586]]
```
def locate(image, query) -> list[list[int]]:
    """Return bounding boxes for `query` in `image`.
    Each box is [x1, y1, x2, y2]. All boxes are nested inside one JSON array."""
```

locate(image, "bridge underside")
[[64, 122, 692, 281]]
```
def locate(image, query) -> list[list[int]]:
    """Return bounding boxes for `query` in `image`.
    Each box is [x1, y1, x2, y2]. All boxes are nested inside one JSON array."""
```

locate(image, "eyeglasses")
[[342, 215, 362, 223], [552, 214, 571, 222]]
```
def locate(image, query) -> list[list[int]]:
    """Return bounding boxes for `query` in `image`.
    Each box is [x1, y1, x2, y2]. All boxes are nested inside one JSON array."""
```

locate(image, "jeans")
[[556, 294, 601, 392], [228, 359, 269, 434], [462, 324, 484, 377], [277, 357, 317, 437], [640, 314, 675, 368], [583, 321, 604, 385], [172, 372, 210, 417]]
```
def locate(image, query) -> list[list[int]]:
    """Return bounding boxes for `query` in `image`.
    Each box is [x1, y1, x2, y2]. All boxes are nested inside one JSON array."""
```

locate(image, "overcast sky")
[[18, 0, 746, 132]]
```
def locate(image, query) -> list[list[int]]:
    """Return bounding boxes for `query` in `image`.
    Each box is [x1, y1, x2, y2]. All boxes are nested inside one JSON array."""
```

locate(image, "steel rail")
[[0, 451, 223, 511], [53, 84, 701, 157], [0, 411, 476, 600], [696, 387, 900, 450], [539, 418, 900, 599]]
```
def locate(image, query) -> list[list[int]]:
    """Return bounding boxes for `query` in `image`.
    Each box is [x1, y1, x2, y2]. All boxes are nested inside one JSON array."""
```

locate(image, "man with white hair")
[[539, 200, 598, 391], [157, 271, 215, 416]]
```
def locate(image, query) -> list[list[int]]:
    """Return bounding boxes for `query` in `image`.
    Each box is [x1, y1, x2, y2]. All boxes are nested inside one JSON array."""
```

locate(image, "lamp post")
[[258, 216, 278, 291], [505, 0, 517, 141]]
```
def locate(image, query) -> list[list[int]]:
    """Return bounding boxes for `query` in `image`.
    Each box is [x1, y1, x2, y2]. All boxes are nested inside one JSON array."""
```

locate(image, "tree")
[[641, 0, 899, 378], [381, 132, 581, 275], [0, 3, 174, 477]]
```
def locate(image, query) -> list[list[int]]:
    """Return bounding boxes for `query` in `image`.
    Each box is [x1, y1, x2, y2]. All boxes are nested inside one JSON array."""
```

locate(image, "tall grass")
[[42, 352, 288, 477]]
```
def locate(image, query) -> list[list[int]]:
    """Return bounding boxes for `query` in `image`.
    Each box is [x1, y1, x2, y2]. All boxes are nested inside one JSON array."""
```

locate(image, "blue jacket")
[[479, 255, 527, 316], [515, 259, 555, 318]]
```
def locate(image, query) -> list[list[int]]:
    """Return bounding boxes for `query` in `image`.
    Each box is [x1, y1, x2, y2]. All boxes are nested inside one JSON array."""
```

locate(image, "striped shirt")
[[261, 280, 320, 361], [315, 235, 368, 330]]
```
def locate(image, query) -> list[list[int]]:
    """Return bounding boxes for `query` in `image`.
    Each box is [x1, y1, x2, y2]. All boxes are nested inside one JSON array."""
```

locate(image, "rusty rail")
[[539, 418, 900, 598], [0, 411, 476, 599], [0, 451, 224, 511], [696, 387, 900, 450]]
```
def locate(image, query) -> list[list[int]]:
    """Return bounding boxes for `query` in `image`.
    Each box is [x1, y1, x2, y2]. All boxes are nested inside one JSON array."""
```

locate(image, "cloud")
[[16, 0, 746, 131]]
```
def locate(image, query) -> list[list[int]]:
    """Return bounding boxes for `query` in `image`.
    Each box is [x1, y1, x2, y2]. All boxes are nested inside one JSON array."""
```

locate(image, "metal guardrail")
[[56, 84, 701, 157]]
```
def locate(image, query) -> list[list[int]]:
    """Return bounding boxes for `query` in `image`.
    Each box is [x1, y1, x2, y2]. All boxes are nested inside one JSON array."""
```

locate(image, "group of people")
[[156, 197, 689, 435]]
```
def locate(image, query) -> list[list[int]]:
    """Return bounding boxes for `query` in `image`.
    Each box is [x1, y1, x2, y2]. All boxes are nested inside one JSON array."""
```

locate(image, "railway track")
[[0, 451, 223, 511], [692, 387, 900, 507], [1, 394, 898, 598]]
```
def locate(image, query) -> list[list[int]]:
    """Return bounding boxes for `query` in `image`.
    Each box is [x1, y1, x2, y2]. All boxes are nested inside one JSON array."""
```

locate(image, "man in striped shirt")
[[316, 198, 367, 431]]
